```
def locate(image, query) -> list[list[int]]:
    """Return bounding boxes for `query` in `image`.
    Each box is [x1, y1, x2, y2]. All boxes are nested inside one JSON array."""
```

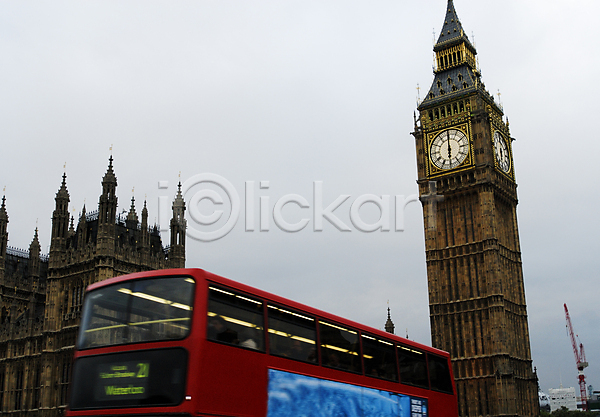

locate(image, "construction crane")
[[564, 303, 589, 411]]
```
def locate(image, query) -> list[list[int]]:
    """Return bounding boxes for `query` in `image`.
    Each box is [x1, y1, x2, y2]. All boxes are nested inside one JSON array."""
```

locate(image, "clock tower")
[[412, 1, 538, 416]]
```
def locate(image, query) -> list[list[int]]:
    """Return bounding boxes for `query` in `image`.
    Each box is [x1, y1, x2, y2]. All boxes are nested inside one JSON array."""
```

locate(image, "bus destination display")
[[96, 361, 150, 401]]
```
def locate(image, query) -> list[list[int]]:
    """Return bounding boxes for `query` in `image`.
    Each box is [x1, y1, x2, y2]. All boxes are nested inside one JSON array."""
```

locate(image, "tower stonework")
[[411, 2, 538, 416], [0, 157, 186, 416]]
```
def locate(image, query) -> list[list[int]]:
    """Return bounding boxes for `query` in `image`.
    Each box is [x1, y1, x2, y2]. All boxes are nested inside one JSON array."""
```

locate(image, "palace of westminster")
[[0, 157, 187, 416], [1, 1, 539, 416]]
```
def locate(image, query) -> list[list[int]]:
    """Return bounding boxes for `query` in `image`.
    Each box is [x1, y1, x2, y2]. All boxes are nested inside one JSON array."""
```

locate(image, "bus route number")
[[96, 361, 150, 401], [136, 362, 149, 378]]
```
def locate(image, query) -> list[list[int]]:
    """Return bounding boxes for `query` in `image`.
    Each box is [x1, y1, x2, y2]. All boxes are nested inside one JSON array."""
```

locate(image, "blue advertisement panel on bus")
[[267, 369, 428, 417]]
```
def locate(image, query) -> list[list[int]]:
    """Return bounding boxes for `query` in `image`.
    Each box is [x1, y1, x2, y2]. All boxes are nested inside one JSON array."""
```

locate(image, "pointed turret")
[[140, 200, 150, 250], [0, 194, 8, 259], [384, 306, 395, 334], [77, 205, 88, 245], [50, 173, 70, 265], [169, 182, 186, 268], [29, 228, 41, 279], [0, 194, 8, 283], [141, 200, 148, 228], [126, 196, 138, 228], [68, 215, 75, 236], [102, 155, 117, 191], [97, 156, 118, 258], [99, 156, 118, 225]]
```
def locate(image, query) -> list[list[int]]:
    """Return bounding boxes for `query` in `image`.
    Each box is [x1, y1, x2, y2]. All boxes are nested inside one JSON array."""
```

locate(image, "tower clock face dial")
[[493, 131, 510, 173], [430, 129, 469, 170]]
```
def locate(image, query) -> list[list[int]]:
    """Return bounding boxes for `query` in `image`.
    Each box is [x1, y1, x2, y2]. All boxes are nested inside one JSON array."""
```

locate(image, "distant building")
[[548, 386, 577, 412], [539, 391, 550, 412], [384, 306, 395, 334], [0, 157, 186, 416]]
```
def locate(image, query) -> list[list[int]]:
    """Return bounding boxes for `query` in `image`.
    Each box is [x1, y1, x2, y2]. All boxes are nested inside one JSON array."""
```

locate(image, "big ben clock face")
[[430, 129, 469, 170], [493, 131, 510, 173]]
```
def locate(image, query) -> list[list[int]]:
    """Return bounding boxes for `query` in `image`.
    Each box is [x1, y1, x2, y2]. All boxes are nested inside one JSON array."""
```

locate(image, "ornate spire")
[[0, 192, 7, 223], [98, 156, 118, 227], [0, 192, 8, 259], [69, 214, 76, 237], [127, 196, 138, 223], [28, 227, 41, 278], [173, 182, 185, 214], [140, 200, 150, 249], [169, 181, 186, 267], [435, 0, 472, 49], [77, 204, 88, 245], [384, 304, 395, 334], [141, 199, 148, 227], [102, 155, 117, 186], [51, 172, 70, 244], [29, 227, 40, 252], [418, 0, 483, 110], [56, 172, 69, 200]]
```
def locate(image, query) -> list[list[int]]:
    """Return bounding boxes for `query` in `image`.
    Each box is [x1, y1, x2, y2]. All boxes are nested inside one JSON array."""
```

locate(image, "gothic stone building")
[[0, 157, 186, 416], [412, 1, 538, 416]]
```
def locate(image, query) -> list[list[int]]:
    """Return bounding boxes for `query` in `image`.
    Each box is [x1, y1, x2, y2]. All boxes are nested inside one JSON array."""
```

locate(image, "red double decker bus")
[[67, 268, 458, 417]]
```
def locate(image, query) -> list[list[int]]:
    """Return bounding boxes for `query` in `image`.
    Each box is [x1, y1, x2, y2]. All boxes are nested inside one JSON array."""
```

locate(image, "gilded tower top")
[[418, 0, 500, 114], [434, 0, 473, 51]]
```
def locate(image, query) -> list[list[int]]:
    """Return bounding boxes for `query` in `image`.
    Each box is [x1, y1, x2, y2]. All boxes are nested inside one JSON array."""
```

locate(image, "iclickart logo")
[[157, 174, 442, 242]]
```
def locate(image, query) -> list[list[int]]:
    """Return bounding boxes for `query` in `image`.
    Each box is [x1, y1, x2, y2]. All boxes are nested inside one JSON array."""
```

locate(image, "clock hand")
[[447, 131, 451, 160]]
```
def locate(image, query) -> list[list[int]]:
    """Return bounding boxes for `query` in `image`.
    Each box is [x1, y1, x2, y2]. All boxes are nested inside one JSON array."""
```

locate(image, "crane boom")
[[564, 303, 588, 411]]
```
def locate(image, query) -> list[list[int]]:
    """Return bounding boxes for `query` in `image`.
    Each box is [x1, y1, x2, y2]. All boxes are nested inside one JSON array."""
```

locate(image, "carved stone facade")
[[412, 2, 538, 416], [0, 157, 186, 416]]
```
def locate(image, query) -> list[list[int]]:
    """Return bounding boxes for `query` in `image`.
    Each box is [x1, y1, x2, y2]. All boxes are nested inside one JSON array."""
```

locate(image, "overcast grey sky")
[[1, 0, 598, 394]]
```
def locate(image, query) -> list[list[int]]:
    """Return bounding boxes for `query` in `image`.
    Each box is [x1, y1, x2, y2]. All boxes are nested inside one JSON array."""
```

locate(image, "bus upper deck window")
[[362, 334, 398, 382], [319, 321, 362, 374], [207, 286, 265, 352], [398, 345, 429, 388], [428, 354, 454, 393], [267, 304, 317, 363]]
